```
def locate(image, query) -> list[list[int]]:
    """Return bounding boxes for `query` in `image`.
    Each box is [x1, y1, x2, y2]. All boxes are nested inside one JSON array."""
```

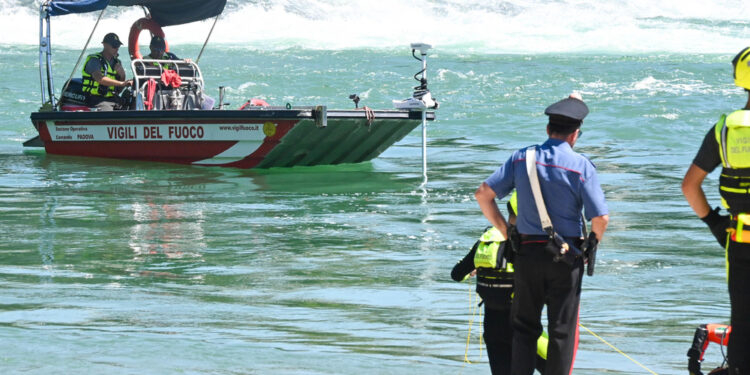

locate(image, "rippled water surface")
[[0, 42, 741, 374]]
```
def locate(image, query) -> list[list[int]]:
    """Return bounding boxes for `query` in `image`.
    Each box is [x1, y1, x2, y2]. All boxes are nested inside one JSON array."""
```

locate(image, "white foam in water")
[[2, 0, 750, 53]]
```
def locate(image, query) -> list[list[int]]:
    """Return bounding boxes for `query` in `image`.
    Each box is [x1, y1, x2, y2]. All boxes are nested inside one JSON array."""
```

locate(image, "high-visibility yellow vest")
[[81, 53, 119, 98], [474, 227, 507, 269], [150, 53, 174, 70], [714, 110, 750, 213], [510, 190, 518, 216], [474, 227, 514, 279]]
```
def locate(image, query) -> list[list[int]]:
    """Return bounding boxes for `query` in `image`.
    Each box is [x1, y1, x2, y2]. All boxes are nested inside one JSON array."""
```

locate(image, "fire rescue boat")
[[27, 0, 437, 169]]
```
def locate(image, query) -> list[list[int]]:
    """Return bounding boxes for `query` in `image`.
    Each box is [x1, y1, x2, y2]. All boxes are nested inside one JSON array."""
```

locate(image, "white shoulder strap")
[[525, 146, 554, 232]]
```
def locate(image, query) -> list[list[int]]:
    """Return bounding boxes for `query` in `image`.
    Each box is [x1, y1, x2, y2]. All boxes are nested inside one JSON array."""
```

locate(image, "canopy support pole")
[[196, 14, 220, 64], [45, 10, 55, 107], [58, 7, 106, 109], [38, 3, 48, 105]]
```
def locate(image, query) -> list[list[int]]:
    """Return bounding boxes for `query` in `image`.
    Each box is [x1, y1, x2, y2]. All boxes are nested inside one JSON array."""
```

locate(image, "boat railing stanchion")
[[218, 86, 225, 110], [314, 105, 327, 128]]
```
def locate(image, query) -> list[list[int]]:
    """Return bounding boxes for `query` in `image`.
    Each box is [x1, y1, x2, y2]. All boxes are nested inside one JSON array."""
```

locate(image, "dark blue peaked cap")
[[545, 97, 589, 126]]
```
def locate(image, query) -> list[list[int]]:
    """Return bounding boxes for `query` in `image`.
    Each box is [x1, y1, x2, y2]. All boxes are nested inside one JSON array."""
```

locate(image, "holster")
[[544, 230, 582, 266], [583, 232, 598, 276], [508, 224, 521, 254]]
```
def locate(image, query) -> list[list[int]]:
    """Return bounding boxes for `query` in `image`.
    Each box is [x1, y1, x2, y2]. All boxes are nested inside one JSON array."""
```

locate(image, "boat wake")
[[3, 0, 750, 53]]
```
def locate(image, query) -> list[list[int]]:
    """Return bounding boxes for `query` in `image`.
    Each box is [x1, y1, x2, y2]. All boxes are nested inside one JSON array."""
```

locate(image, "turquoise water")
[[1, 1, 746, 374]]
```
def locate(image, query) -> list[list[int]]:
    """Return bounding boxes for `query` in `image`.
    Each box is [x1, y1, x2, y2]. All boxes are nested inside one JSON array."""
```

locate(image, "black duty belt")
[[520, 234, 581, 243], [520, 234, 549, 241]]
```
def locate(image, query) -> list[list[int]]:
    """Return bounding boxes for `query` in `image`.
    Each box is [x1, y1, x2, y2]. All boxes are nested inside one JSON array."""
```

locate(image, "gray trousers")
[[87, 95, 119, 111]]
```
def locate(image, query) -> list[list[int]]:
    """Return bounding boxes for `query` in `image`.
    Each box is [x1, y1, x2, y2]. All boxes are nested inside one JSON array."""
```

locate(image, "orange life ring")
[[128, 17, 169, 60]]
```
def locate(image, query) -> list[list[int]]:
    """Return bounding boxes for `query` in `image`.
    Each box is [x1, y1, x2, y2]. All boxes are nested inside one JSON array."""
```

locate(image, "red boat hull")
[[28, 109, 434, 168]]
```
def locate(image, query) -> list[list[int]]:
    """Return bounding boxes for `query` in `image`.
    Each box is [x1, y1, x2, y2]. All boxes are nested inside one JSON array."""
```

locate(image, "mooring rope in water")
[[578, 322, 659, 375]]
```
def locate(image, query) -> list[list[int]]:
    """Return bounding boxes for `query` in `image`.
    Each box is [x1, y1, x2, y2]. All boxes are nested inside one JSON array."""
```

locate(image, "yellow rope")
[[460, 285, 657, 374], [463, 280, 487, 365], [464, 283, 476, 364], [578, 322, 659, 375]]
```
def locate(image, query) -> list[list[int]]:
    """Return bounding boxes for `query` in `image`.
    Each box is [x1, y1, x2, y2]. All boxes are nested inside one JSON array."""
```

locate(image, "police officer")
[[81, 33, 132, 111], [452, 194, 547, 375], [475, 93, 609, 375], [681, 47, 750, 375]]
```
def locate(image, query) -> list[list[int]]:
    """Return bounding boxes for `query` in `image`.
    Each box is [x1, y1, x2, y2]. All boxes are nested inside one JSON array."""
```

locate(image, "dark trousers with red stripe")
[[728, 240, 750, 374], [511, 241, 583, 375]]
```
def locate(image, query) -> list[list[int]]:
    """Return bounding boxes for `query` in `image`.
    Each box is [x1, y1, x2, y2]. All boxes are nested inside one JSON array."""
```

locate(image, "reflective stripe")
[[721, 115, 731, 168], [720, 186, 748, 194]]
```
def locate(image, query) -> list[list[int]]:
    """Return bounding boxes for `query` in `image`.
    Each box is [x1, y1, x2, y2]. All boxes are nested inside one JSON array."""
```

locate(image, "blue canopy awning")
[[47, 0, 227, 26], [47, 0, 109, 16]]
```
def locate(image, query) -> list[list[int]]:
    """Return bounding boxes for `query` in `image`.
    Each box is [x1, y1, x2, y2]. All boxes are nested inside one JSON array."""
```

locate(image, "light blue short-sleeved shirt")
[[485, 138, 608, 237]]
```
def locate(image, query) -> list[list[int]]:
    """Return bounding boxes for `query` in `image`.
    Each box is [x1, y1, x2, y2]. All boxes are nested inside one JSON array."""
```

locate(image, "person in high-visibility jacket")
[[682, 47, 750, 375], [81, 33, 132, 111], [451, 193, 547, 375], [146, 36, 192, 69]]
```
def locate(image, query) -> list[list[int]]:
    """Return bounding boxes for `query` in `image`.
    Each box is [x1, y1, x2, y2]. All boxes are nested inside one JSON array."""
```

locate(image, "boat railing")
[[130, 59, 207, 110]]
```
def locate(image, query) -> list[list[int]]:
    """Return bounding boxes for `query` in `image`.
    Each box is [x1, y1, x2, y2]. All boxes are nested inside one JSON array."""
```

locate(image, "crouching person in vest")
[[82, 33, 132, 111], [451, 195, 547, 375], [682, 47, 750, 375]]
